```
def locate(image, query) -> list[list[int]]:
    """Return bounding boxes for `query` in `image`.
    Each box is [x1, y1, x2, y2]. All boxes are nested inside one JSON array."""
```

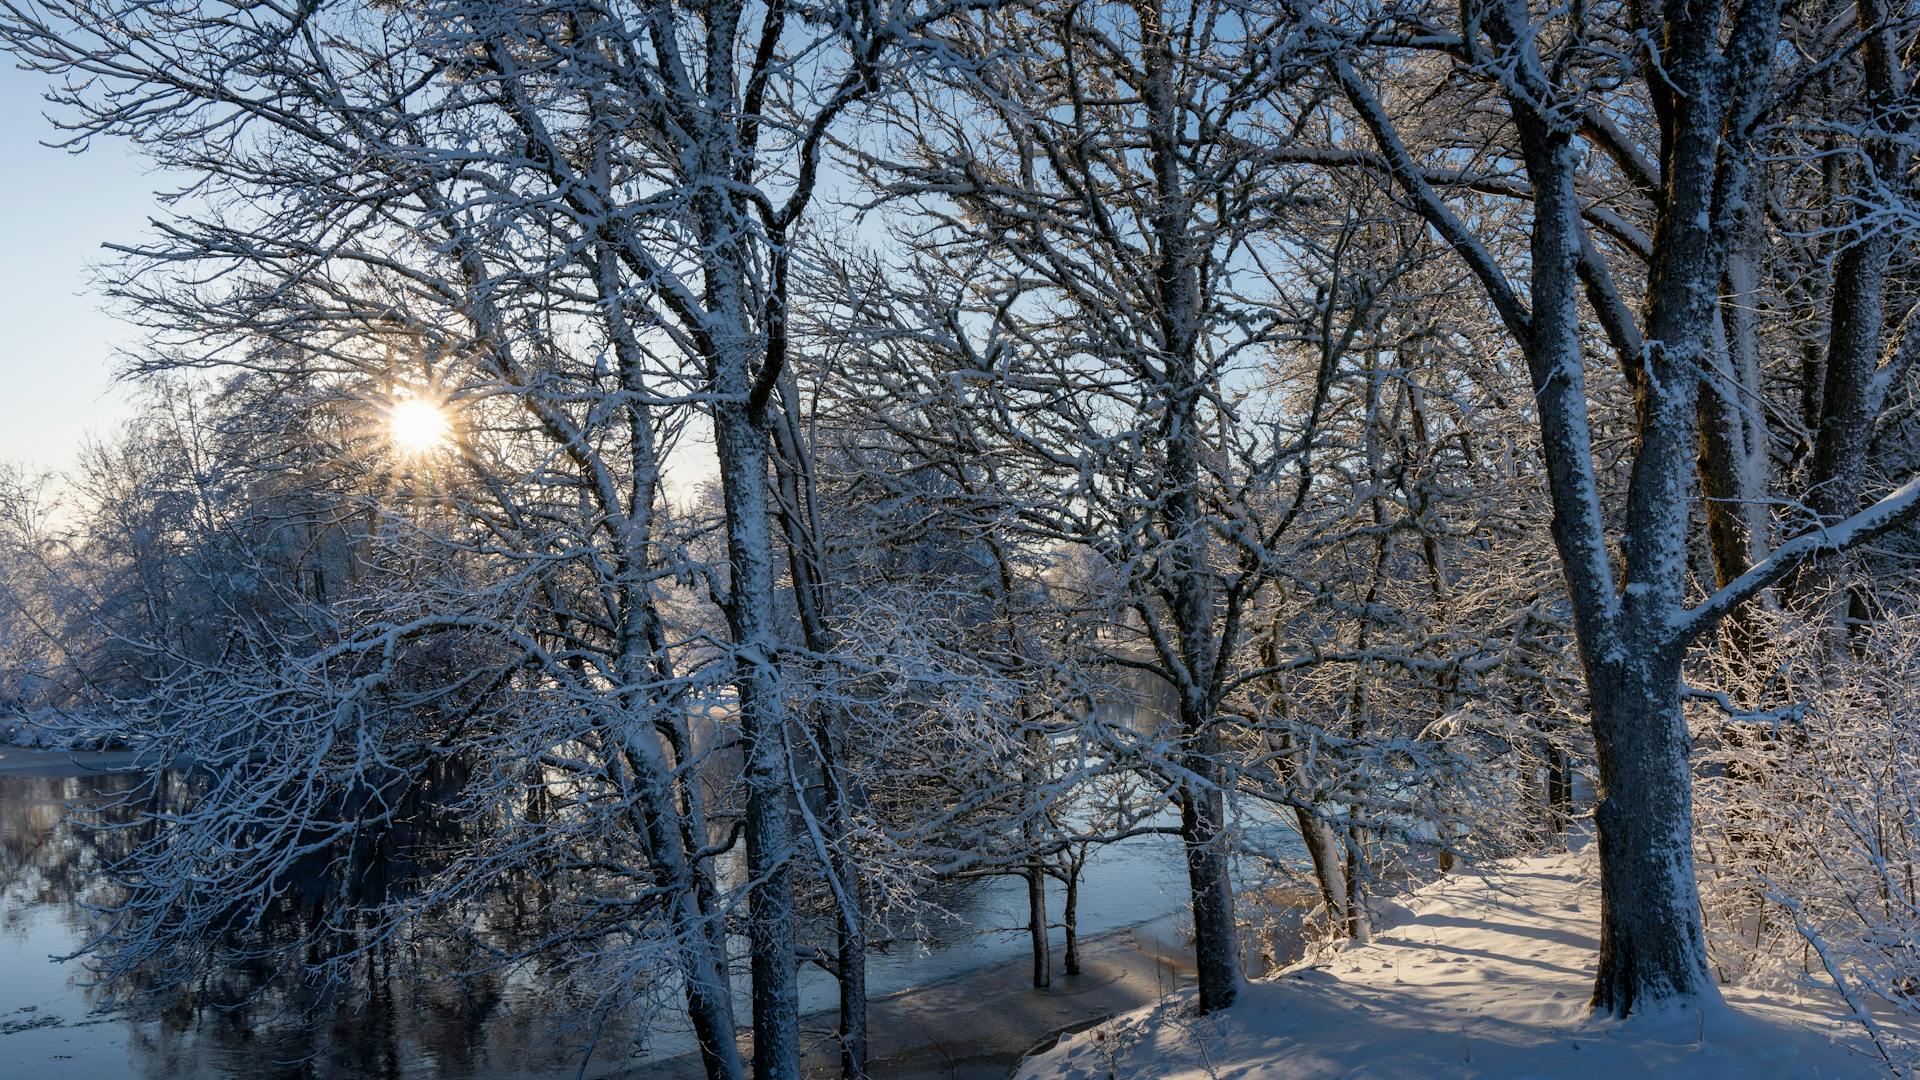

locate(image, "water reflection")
[[0, 765, 665, 1080], [0, 761, 1218, 1079]]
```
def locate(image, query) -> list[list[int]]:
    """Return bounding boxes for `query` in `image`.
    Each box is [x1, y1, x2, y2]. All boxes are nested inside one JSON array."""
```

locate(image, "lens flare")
[[388, 395, 451, 454]]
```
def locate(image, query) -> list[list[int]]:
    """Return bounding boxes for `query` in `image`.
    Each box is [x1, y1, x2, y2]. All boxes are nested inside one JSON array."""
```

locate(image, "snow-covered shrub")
[[1694, 606, 1920, 1070]]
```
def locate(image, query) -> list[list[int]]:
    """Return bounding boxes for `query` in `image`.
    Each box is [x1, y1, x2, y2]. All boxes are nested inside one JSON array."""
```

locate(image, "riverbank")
[[637, 893, 1315, 1080], [0, 744, 1307, 1079], [0, 745, 146, 777], [635, 914, 1200, 1080]]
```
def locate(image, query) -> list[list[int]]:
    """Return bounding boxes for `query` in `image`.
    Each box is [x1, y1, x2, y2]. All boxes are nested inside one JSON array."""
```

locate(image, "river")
[[0, 747, 1301, 1079]]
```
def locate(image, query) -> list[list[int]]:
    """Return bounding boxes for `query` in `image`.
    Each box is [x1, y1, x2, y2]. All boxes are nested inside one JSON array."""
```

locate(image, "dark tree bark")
[[1179, 742, 1243, 1010], [1547, 744, 1573, 845], [1027, 863, 1053, 988], [1062, 853, 1083, 976], [1587, 653, 1713, 1014]]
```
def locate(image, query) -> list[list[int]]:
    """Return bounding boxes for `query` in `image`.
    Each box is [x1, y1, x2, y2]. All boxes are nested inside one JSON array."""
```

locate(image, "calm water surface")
[[0, 750, 1273, 1079]]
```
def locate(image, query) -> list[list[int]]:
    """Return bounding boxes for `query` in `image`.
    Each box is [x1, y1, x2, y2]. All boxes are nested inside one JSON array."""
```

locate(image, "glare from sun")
[[388, 395, 452, 454]]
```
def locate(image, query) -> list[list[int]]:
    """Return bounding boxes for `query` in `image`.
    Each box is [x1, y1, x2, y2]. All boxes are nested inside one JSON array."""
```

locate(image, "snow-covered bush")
[[1695, 605, 1920, 1070]]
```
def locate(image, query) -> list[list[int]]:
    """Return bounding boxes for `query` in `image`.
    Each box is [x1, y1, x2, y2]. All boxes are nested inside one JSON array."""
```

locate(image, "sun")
[[388, 395, 452, 454]]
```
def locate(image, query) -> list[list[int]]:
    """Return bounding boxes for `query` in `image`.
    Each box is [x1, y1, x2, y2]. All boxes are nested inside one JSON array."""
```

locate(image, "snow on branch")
[[1679, 473, 1920, 644]]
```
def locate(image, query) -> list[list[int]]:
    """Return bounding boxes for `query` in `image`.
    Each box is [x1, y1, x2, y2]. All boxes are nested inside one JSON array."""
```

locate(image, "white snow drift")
[[1017, 846, 1896, 1079]]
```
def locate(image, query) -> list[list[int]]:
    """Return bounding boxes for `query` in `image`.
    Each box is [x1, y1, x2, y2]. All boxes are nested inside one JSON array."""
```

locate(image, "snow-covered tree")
[[1290, 0, 1920, 1014], [0, 0, 1002, 1075]]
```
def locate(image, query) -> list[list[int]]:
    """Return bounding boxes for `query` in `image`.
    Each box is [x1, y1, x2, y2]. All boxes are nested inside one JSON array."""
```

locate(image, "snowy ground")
[[1016, 846, 1895, 1079]]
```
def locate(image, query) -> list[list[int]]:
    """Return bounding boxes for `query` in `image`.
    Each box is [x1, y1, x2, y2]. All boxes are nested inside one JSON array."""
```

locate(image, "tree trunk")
[[1027, 862, 1052, 988], [1343, 822, 1371, 945], [675, 870, 748, 1080], [1809, 242, 1889, 502], [1140, 0, 1241, 1013], [598, 242, 744, 1080], [608, 730, 743, 1080], [1587, 653, 1716, 1015], [1697, 366, 1763, 589], [1784, 0, 1910, 645], [1019, 714, 1053, 991], [1180, 756, 1241, 1012], [1696, 177, 1771, 628], [1547, 743, 1573, 848], [837, 912, 868, 1080], [1175, 711, 1236, 1006], [770, 372, 869, 1080], [713, 394, 802, 1080], [1788, 232, 1891, 634], [1062, 858, 1082, 976], [1295, 805, 1348, 938]]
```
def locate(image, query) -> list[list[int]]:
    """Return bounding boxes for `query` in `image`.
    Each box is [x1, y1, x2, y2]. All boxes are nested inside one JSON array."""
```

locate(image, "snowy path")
[[1017, 848, 1893, 1080]]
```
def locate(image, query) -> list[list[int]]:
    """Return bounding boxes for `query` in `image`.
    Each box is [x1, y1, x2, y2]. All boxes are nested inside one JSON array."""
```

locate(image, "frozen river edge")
[[635, 912, 1203, 1080]]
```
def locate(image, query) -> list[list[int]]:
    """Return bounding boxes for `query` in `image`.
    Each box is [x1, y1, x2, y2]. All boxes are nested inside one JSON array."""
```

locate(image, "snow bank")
[[0, 708, 126, 751], [1016, 848, 1891, 1079]]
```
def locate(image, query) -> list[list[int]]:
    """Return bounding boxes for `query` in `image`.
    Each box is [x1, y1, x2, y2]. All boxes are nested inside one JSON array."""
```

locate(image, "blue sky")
[[0, 62, 153, 473]]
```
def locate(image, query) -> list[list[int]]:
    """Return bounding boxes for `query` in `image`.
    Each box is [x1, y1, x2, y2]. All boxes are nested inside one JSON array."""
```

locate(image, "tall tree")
[[859, 0, 1339, 1011], [1295, 0, 1920, 1013], [0, 0, 984, 1074]]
